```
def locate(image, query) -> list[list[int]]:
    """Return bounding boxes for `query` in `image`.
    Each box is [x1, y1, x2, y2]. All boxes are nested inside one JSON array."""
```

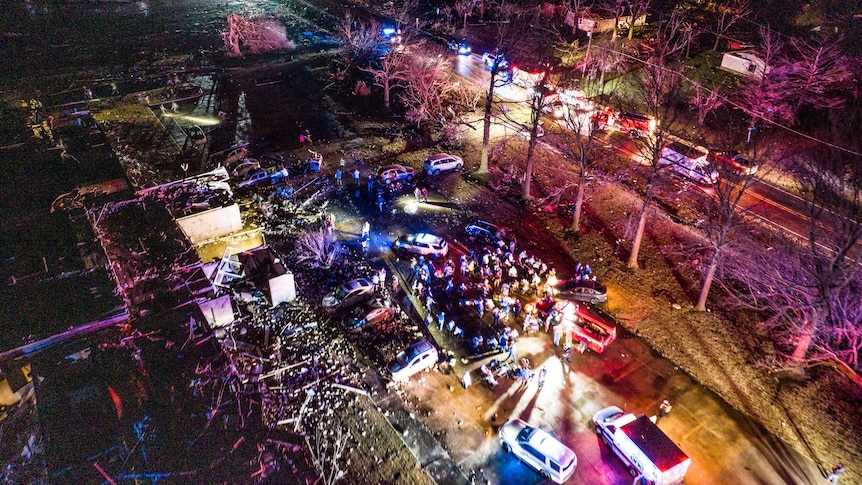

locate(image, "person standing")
[[414, 186, 421, 202], [537, 367, 547, 388], [553, 323, 563, 347], [659, 399, 673, 418], [561, 345, 573, 364], [362, 221, 370, 239], [353, 168, 360, 185], [422, 187, 429, 203], [339, 158, 346, 171], [462, 370, 472, 389], [827, 463, 845, 484], [335, 169, 343, 186], [377, 194, 385, 214], [508, 343, 517, 363]]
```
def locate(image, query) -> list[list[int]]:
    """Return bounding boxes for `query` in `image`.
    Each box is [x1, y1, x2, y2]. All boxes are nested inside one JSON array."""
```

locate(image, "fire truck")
[[592, 108, 656, 138], [534, 299, 617, 353], [511, 65, 547, 90]]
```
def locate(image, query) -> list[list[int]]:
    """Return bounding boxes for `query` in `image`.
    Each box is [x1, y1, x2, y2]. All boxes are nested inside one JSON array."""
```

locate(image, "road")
[[448, 50, 862, 262]]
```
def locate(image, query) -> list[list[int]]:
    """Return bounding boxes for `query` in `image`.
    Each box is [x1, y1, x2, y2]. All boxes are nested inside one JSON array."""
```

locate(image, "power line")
[[589, 44, 862, 157]]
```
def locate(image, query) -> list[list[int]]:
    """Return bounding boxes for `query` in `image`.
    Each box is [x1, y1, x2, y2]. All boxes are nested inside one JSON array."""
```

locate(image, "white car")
[[322, 278, 375, 314], [387, 339, 439, 381], [499, 418, 577, 483], [423, 153, 463, 175], [393, 233, 448, 257], [227, 158, 261, 178]]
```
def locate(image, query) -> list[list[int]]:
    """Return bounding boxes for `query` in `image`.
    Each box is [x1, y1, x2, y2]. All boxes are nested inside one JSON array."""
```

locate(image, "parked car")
[[341, 300, 395, 332], [377, 164, 415, 184], [322, 278, 375, 314], [499, 418, 578, 484], [447, 40, 471, 55], [393, 233, 449, 257], [423, 153, 463, 175], [238, 167, 289, 189], [227, 158, 261, 178], [708, 149, 757, 175], [238, 169, 270, 188], [482, 51, 509, 71], [465, 220, 513, 246], [660, 142, 718, 185], [555, 279, 607, 304], [387, 339, 439, 381]]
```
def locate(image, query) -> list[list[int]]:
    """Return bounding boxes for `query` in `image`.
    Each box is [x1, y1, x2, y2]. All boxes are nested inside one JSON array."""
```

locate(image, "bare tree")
[[454, 0, 473, 31], [689, 80, 725, 126], [626, 0, 650, 40], [295, 228, 342, 268], [336, 16, 388, 74], [521, 71, 554, 200], [623, 11, 691, 270], [399, 53, 454, 133], [693, 143, 765, 311], [734, 28, 796, 128], [359, 38, 415, 111], [711, 0, 750, 51], [718, 148, 862, 372], [586, 37, 631, 90], [305, 419, 349, 485], [785, 35, 852, 115], [558, 85, 605, 231], [476, 1, 523, 175]]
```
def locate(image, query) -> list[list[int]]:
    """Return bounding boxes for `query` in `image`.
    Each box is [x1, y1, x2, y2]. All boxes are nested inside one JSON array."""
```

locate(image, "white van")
[[500, 419, 577, 483], [660, 142, 717, 185]]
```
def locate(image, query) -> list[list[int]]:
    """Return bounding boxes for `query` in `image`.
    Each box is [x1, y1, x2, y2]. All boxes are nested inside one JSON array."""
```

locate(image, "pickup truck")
[[593, 406, 690, 485]]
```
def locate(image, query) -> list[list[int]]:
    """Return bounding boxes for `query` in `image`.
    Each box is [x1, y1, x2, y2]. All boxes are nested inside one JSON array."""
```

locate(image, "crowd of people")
[[406, 234, 600, 361]]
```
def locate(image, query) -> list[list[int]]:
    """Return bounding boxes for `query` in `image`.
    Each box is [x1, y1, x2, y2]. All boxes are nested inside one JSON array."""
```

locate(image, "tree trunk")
[[523, 138, 536, 200], [463, 13, 467, 30], [570, 170, 585, 231], [627, 202, 649, 269], [384, 77, 391, 111], [696, 247, 720, 311], [477, 74, 496, 174], [790, 317, 816, 367]]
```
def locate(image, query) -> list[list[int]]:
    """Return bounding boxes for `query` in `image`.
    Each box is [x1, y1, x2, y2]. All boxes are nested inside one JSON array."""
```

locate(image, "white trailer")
[[719, 52, 767, 80], [593, 406, 690, 485]]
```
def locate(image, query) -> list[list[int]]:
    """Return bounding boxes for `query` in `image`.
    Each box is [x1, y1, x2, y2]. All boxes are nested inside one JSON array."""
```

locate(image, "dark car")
[[482, 52, 509, 71], [465, 220, 513, 247], [447, 40, 471, 56], [708, 149, 758, 175], [341, 300, 395, 332], [377, 164, 416, 184], [555, 279, 607, 304]]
